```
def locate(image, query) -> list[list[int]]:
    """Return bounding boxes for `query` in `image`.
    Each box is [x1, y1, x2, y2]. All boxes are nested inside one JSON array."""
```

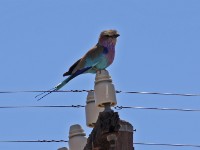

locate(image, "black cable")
[[0, 105, 85, 109], [0, 140, 200, 148], [0, 90, 91, 94], [115, 106, 200, 112], [0, 90, 200, 96], [116, 90, 200, 96], [0, 105, 200, 112], [0, 140, 68, 143], [134, 142, 200, 148]]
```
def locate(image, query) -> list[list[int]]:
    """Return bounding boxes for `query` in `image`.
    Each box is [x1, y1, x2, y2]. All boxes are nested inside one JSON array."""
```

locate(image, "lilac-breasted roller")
[[36, 30, 120, 100]]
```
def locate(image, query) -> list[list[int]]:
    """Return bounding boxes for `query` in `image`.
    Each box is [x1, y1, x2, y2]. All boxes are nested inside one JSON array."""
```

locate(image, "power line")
[[117, 90, 200, 96], [115, 106, 200, 112], [0, 90, 200, 97], [0, 90, 91, 94], [0, 140, 200, 148], [0, 140, 68, 143], [0, 105, 84, 109], [134, 142, 200, 148], [0, 105, 200, 112]]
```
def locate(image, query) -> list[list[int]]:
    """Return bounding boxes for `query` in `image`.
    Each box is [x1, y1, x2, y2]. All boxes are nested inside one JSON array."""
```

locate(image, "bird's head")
[[98, 29, 120, 47]]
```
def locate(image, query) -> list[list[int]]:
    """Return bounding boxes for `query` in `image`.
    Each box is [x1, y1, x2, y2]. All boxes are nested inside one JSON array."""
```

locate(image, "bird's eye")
[[105, 35, 110, 37], [105, 35, 115, 38], [105, 35, 119, 38]]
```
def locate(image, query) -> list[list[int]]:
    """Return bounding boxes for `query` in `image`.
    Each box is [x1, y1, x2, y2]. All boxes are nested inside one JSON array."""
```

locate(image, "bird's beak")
[[116, 34, 120, 37], [113, 34, 120, 38]]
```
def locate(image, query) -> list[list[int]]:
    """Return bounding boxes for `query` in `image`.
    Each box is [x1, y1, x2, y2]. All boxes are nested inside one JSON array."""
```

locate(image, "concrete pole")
[[107, 134, 117, 150], [83, 70, 134, 150], [116, 120, 134, 150]]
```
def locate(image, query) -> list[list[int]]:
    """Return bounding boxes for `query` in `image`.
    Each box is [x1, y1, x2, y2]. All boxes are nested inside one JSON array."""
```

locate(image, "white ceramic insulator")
[[68, 124, 87, 150], [94, 70, 117, 107], [85, 91, 104, 127]]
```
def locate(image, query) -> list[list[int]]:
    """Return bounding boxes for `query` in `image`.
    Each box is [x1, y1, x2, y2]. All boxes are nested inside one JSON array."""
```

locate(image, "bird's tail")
[[35, 75, 75, 101], [35, 67, 92, 101]]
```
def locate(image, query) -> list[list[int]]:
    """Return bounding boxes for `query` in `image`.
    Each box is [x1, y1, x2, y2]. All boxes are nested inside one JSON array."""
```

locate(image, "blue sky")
[[0, 0, 200, 149]]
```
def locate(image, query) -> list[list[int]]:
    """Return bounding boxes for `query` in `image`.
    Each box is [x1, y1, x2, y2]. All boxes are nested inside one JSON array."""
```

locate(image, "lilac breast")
[[106, 48, 115, 66], [100, 38, 116, 67]]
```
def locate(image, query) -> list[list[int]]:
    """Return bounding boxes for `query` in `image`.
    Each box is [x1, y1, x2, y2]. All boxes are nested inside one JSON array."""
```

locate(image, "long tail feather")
[[36, 76, 76, 101], [35, 77, 72, 101], [35, 67, 92, 101], [35, 88, 55, 98], [36, 88, 57, 101]]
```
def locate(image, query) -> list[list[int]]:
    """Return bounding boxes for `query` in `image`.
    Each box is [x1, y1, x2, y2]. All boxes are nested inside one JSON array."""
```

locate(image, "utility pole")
[[84, 70, 134, 150], [58, 70, 134, 150]]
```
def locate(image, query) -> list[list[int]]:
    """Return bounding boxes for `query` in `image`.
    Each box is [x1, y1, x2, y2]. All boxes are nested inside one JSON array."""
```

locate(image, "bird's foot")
[[93, 67, 107, 74], [92, 67, 100, 73], [96, 69, 107, 74]]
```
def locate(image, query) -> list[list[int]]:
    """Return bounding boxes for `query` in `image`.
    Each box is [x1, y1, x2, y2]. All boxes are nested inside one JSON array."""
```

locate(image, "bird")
[[36, 29, 120, 100]]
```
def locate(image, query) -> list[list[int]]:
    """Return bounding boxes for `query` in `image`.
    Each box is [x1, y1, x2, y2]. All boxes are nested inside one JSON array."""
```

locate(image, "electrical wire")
[[0, 90, 91, 94], [0, 105, 200, 112], [0, 140, 68, 143], [0, 105, 85, 109], [134, 142, 200, 148], [116, 90, 200, 96], [0, 140, 200, 148], [0, 90, 200, 97], [115, 106, 200, 112]]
